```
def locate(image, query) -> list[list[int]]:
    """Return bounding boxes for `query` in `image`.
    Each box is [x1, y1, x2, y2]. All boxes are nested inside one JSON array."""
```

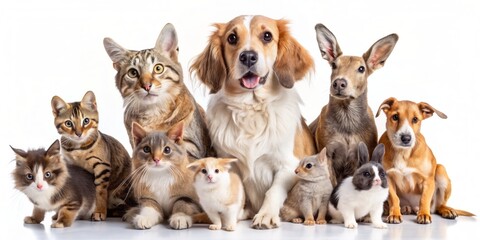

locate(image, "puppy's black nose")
[[239, 51, 258, 67], [333, 79, 347, 91], [401, 134, 412, 144]]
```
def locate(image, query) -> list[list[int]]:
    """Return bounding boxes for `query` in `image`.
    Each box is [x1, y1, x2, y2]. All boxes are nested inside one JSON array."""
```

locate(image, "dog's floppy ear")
[[418, 102, 448, 120], [376, 97, 397, 117], [363, 34, 398, 73], [190, 23, 227, 94], [315, 23, 342, 63], [274, 19, 314, 89]]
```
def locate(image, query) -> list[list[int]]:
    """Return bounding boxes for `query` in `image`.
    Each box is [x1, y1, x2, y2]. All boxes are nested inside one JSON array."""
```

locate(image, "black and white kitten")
[[328, 142, 388, 229]]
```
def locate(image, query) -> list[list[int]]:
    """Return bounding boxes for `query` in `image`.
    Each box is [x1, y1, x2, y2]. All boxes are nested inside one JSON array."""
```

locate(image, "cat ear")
[[131, 122, 147, 148], [155, 23, 179, 61], [187, 161, 201, 171], [316, 147, 328, 164], [167, 122, 184, 144], [10, 145, 27, 161], [371, 144, 385, 165], [46, 140, 61, 158], [219, 158, 237, 170], [357, 142, 370, 166], [103, 37, 128, 71], [51, 95, 68, 117], [81, 91, 97, 111]]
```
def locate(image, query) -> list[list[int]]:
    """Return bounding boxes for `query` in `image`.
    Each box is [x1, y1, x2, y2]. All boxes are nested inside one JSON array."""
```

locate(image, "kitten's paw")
[[223, 225, 236, 231], [344, 221, 358, 229], [208, 224, 221, 230], [372, 222, 388, 229], [303, 219, 315, 226], [24, 216, 41, 224], [132, 214, 157, 230], [169, 213, 192, 230], [252, 212, 280, 229], [291, 218, 303, 224], [91, 212, 107, 221], [316, 219, 327, 225]]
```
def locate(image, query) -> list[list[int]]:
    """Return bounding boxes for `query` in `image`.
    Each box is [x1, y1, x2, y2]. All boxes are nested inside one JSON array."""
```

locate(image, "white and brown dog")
[[190, 15, 316, 229], [310, 24, 398, 185], [376, 97, 474, 224]]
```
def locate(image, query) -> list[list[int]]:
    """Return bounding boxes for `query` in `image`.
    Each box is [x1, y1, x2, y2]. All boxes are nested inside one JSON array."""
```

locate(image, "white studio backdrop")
[[1, 0, 479, 220]]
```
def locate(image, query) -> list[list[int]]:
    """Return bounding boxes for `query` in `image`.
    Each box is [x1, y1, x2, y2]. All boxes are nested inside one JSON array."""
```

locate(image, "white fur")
[[22, 166, 57, 211], [132, 206, 161, 229], [207, 86, 302, 227], [193, 169, 244, 231], [392, 119, 416, 148], [328, 173, 388, 229], [141, 167, 174, 216]]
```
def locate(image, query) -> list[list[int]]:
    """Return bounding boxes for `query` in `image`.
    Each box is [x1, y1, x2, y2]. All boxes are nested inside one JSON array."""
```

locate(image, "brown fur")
[[376, 97, 475, 224], [309, 23, 398, 185], [51, 91, 132, 221]]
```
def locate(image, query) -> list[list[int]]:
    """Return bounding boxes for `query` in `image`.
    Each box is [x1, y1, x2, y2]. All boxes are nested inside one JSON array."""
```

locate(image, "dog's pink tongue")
[[242, 75, 260, 89]]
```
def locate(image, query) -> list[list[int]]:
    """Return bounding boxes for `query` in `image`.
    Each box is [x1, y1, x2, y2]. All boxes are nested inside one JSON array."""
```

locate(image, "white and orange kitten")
[[188, 158, 247, 231]]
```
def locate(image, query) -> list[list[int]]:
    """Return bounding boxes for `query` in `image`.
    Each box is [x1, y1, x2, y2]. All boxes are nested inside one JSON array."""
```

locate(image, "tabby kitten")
[[103, 23, 212, 160], [51, 91, 132, 221], [11, 140, 96, 228], [123, 121, 202, 230]]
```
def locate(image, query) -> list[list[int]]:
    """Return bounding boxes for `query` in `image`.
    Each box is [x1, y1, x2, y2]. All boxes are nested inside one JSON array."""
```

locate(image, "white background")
[[1, 0, 478, 236]]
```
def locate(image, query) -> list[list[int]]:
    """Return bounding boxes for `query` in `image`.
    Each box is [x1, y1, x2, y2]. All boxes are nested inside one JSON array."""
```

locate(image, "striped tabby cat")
[[123, 121, 202, 230], [103, 23, 212, 159], [11, 140, 96, 228], [51, 91, 132, 221]]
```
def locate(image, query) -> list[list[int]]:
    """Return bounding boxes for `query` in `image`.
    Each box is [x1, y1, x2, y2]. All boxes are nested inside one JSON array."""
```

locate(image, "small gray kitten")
[[328, 142, 388, 229], [280, 148, 333, 225]]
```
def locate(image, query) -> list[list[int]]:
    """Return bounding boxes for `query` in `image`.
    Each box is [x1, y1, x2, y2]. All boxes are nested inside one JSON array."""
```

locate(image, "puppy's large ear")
[[274, 20, 314, 89], [375, 97, 397, 117], [190, 23, 227, 94], [315, 23, 342, 63], [363, 34, 398, 73], [418, 102, 448, 120]]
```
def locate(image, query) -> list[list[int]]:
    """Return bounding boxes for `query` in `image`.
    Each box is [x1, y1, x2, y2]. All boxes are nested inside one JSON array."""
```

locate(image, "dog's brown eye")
[[227, 33, 238, 45], [263, 31, 273, 42], [331, 62, 337, 69], [392, 114, 399, 121], [358, 66, 365, 73], [412, 117, 419, 124]]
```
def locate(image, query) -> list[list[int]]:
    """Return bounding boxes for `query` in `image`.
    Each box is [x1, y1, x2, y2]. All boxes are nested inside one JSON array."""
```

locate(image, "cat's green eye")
[[143, 146, 151, 153], [83, 118, 90, 126], [65, 120, 73, 128], [44, 172, 52, 178], [201, 169, 207, 174], [26, 173, 33, 180], [163, 146, 171, 155], [128, 68, 139, 78], [153, 64, 164, 74]]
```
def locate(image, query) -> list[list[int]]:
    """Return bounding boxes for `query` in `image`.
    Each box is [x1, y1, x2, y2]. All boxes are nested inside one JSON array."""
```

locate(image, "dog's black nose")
[[333, 79, 347, 91], [239, 51, 258, 67], [401, 134, 412, 144]]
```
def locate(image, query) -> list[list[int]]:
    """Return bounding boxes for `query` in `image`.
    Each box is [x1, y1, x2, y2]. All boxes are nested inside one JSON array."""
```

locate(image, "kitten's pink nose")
[[144, 83, 152, 92], [154, 158, 160, 165], [207, 175, 213, 181], [37, 183, 43, 190]]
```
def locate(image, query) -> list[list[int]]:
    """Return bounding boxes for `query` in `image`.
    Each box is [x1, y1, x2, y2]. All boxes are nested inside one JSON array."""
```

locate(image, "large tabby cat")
[[11, 140, 96, 228], [123, 121, 202, 230], [51, 91, 132, 221], [103, 23, 212, 159]]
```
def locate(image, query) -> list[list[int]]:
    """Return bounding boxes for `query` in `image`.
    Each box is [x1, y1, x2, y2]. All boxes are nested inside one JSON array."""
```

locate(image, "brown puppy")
[[310, 24, 398, 184], [376, 97, 474, 224]]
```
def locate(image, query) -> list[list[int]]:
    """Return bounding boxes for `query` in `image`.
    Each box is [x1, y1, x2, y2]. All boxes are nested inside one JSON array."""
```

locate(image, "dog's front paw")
[[416, 213, 432, 224], [437, 206, 458, 219], [252, 212, 280, 229], [169, 213, 192, 230], [386, 214, 402, 224]]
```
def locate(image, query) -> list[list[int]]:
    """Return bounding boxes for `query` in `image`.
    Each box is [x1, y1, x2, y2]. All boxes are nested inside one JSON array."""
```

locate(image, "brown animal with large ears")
[[376, 97, 475, 224], [190, 15, 316, 229], [309, 23, 398, 185]]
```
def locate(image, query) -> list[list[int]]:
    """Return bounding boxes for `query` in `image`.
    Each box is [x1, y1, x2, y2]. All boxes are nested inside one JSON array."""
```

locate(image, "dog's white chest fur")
[[207, 88, 301, 211]]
